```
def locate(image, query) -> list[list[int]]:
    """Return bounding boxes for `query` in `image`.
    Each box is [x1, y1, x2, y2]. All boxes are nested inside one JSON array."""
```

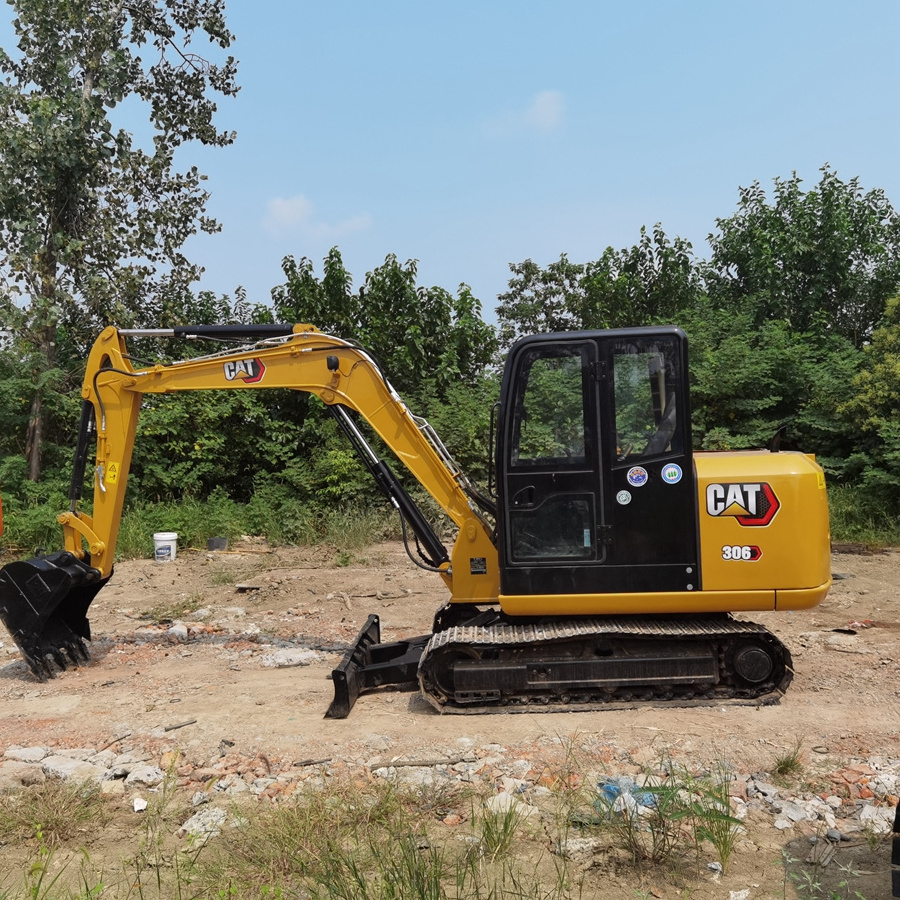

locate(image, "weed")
[[772, 737, 806, 783], [191, 779, 418, 895], [140, 592, 204, 623], [782, 849, 872, 900], [474, 800, 525, 862], [0, 828, 107, 899], [587, 763, 744, 875], [829, 483, 900, 546], [208, 560, 266, 586], [686, 763, 743, 874], [333, 549, 355, 567], [126, 752, 195, 896], [592, 772, 690, 869], [860, 822, 886, 852]]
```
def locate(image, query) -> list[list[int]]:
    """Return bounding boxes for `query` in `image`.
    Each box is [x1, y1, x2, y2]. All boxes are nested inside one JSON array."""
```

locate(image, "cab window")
[[509, 347, 589, 467], [613, 343, 681, 460]]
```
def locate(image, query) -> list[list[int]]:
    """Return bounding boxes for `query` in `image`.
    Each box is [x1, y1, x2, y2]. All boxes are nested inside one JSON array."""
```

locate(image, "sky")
[[4, 1, 900, 320]]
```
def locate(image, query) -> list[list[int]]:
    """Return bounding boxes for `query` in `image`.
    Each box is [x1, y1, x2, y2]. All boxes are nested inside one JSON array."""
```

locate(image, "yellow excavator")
[[0, 324, 831, 717]]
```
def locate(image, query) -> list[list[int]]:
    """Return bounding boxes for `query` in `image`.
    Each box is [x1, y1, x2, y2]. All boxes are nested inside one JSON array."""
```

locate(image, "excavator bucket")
[[325, 614, 430, 718], [0, 551, 106, 681]]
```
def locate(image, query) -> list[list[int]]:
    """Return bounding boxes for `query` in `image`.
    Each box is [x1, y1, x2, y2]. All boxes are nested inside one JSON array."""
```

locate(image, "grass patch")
[[114, 497, 400, 561], [0, 779, 109, 846], [829, 483, 900, 546], [475, 801, 527, 862], [139, 591, 205, 624]]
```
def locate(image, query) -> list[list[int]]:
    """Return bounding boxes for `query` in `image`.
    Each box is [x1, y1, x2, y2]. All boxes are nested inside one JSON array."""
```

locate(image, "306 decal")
[[721, 544, 762, 561], [706, 482, 780, 526]]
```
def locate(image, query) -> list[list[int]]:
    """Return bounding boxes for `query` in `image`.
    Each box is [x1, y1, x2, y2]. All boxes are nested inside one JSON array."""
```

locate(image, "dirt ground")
[[1, 540, 898, 898]]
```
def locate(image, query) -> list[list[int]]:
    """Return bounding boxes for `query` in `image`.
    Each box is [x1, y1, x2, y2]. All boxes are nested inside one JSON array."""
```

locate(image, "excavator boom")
[[0, 324, 496, 688]]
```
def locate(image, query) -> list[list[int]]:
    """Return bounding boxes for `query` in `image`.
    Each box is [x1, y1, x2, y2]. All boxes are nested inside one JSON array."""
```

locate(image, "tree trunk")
[[24, 320, 56, 482], [25, 391, 43, 481]]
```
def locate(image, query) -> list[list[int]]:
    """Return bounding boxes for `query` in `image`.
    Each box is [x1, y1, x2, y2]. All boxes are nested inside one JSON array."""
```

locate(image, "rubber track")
[[418, 616, 793, 714]]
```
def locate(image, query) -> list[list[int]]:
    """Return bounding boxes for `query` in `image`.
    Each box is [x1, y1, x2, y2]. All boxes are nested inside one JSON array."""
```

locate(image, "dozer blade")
[[0, 551, 106, 681], [325, 614, 430, 718]]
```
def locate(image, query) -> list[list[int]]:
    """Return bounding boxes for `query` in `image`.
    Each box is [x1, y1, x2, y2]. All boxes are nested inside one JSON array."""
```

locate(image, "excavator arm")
[[0, 324, 498, 692]]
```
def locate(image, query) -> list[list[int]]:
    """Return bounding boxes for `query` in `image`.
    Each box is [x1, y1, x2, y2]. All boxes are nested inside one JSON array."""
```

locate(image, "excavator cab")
[[497, 327, 698, 598]]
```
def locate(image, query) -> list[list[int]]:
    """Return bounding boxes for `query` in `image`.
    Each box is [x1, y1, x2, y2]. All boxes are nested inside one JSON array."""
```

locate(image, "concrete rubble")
[[0, 735, 896, 856]]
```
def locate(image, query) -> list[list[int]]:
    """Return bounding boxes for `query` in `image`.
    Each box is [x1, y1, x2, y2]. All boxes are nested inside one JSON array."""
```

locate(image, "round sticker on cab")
[[662, 463, 682, 484], [626, 466, 648, 487]]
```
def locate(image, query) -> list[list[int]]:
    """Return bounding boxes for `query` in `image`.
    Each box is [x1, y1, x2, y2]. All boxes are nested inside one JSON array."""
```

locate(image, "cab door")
[[498, 337, 604, 596], [601, 331, 699, 592], [497, 328, 699, 598]]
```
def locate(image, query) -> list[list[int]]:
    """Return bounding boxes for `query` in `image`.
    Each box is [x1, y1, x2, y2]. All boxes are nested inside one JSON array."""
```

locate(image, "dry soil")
[[0, 540, 898, 898]]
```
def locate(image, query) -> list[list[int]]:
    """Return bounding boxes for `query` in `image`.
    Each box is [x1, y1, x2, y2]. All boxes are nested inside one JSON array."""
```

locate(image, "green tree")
[[707, 166, 900, 347], [680, 298, 860, 461], [496, 226, 702, 348], [838, 296, 900, 500], [579, 225, 701, 331], [272, 248, 498, 402], [0, 0, 238, 480], [495, 253, 586, 348], [270, 249, 499, 506]]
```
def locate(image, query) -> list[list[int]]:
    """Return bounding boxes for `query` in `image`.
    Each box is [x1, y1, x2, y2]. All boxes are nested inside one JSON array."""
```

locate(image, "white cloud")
[[262, 194, 372, 238], [524, 90, 564, 132], [485, 90, 565, 137]]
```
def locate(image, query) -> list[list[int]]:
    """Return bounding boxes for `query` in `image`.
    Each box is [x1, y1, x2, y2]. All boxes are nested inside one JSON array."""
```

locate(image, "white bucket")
[[153, 532, 178, 562]]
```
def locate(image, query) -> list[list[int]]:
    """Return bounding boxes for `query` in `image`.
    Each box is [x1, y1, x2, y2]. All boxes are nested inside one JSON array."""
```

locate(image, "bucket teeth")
[[16, 615, 91, 681]]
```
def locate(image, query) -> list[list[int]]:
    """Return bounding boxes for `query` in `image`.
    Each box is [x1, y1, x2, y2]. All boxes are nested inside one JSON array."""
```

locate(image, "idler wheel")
[[732, 643, 775, 684]]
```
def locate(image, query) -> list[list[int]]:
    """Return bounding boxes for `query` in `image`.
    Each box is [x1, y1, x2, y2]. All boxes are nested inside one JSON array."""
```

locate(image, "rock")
[[750, 780, 779, 801], [41, 756, 107, 783], [774, 799, 815, 822], [178, 806, 227, 838], [4, 746, 48, 763], [859, 804, 894, 833], [124, 765, 165, 788], [0, 761, 45, 792], [374, 765, 441, 789], [555, 836, 602, 863], [215, 774, 250, 795], [56, 748, 98, 761], [100, 780, 126, 797], [113, 751, 152, 768], [484, 792, 539, 818], [824, 634, 870, 654], [364, 734, 391, 752], [133, 797, 148, 812], [168, 624, 189, 640], [500, 776, 529, 794], [89, 750, 118, 769]]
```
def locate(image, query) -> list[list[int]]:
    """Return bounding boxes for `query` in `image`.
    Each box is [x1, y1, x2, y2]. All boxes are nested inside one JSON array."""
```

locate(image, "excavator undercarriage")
[[327, 609, 793, 718]]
